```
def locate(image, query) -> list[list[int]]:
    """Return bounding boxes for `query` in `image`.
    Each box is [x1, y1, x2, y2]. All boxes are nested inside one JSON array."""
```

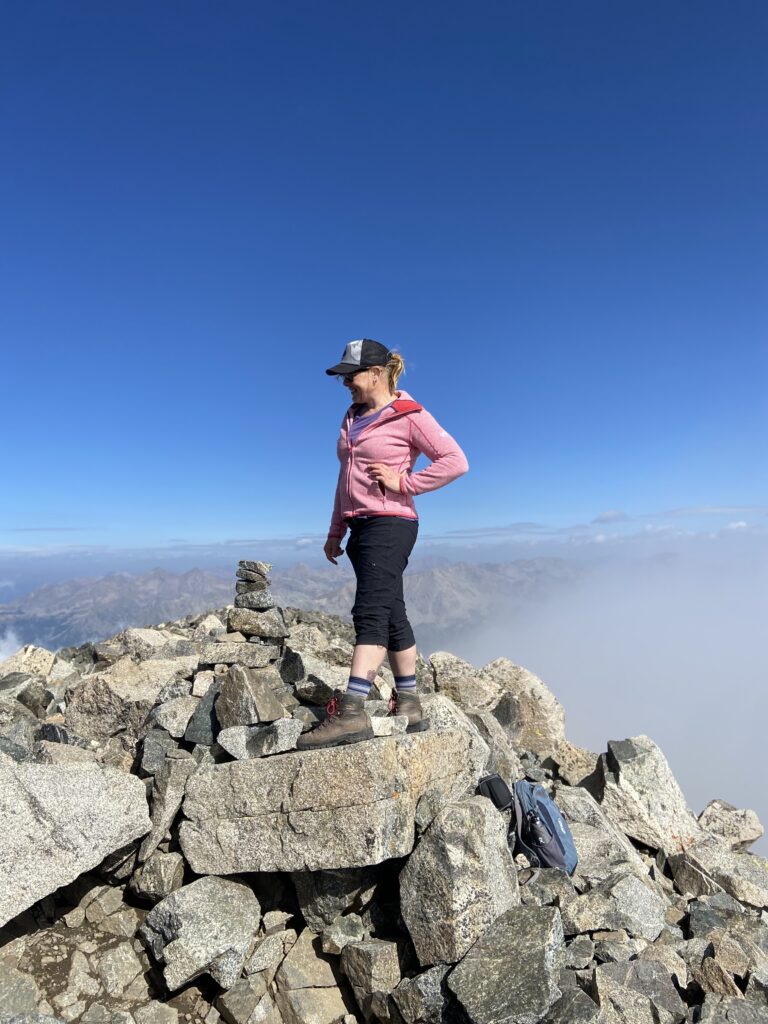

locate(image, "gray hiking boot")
[[296, 689, 374, 751], [388, 689, 429, 733]]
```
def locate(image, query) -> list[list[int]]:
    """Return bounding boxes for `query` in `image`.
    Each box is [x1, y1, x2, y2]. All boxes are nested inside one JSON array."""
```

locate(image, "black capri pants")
[[344, 515, 419, 651]]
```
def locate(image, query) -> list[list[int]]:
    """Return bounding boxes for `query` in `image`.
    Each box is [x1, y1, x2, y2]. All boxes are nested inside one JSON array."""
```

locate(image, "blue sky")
[[2, 0, 767, 553]]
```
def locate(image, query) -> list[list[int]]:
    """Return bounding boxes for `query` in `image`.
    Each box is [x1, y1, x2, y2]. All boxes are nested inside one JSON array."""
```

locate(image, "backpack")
[[477, 773, 579, 885]]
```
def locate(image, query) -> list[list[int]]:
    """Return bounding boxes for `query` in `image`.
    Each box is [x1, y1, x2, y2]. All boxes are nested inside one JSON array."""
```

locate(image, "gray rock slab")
[[184, 681, 221, 745], [400, 797, 519, 966], [392, 965, 449, 1024], [274, 986, 348, 1024], [418, 693, 491, 793], [245, 929, 298, 983], [597, 735, 707, 854], [0, 643, 56, 678], [447, 905, 565, 1023], [699, 996, 768, 1022], [138, 875, 261, 991], [481, 657, 565, 759], [32, 740, 98, 765], [592, 960, 687, 1022], [560, 869, 668, 941], [139, 728, 178, 776], [670, 838, 768, 909], [228, 607, 289, 640], [217, 975, 268, 1024], [0, 755, 150, 927], [130, 850, 185, 901], [699, 799, 764, 852], [192, 671, 215, 697], [540, 989, 601, 1023], [341, 939, 400, 1017], [94, 942, 144, 996], [198, 641, 278, 667], [552, 783, 651, 889], [429, 651, 501, 710], [233, 589, 276, 611], [179, 729, 474, 872], [292, 867, 378, 931], [150, 696, 199, 738], [275, 928, 337, 990], [290, 654, 350, 705], [466, 708, 525, 782], [0, 698, 39, 761], [547, 738, 600, 787], [0, 966, 42, 1016], [322, 914, 367, 954], [216, 665, 286, 727], [64, 677, 133, 741], [134, 1004, 179, 1024], [138, 753, 197, 861], [238, 559, 272, 576], [218, 720, 303, 759]]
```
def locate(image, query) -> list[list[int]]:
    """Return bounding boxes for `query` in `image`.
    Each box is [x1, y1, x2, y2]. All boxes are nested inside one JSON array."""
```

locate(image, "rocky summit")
[[1, 558, 767, 1024]]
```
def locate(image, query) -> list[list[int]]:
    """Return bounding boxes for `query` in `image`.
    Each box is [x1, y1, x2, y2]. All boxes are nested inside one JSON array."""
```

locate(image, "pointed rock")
[[429, 652, 501, 710], [400, 797, 519, 966], [595, 735, 707, 854], [482, 657, 565, 759]]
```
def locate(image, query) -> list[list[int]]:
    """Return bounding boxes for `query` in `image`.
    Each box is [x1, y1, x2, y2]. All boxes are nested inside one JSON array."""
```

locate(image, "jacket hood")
[[346, 388, 422, 418]]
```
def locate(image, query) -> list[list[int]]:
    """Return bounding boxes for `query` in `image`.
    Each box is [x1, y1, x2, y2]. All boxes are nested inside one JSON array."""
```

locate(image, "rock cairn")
[[0, 561, 767, 1024]]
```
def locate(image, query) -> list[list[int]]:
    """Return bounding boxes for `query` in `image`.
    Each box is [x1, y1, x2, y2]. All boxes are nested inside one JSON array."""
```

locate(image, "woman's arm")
[[328, 465, 347, 539], [399, 408, 469, 495]]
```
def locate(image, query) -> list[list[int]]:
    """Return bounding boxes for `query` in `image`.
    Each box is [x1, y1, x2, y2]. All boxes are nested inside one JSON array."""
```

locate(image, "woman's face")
[[343, 366, 383, 403]]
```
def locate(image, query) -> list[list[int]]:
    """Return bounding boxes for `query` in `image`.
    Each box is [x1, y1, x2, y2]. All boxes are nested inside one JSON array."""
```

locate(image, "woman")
[[296, 339, 469, 751]]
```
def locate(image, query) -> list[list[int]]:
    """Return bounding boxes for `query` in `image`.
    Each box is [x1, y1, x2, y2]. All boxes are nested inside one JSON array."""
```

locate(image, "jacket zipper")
[[345, 406, 410, 514]]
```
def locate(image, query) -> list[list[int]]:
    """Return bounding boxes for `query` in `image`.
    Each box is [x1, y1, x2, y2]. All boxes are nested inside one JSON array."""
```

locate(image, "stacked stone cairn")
[[1, 560, 767, 1024]]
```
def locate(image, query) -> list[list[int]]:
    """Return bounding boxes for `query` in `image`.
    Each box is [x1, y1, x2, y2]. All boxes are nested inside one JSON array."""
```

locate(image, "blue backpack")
[[477, 773, 579, 885]]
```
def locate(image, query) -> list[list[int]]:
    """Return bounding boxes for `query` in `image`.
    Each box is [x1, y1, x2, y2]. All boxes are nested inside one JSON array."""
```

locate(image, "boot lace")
[[316, 694, 341, 729], [388, 691, 398, 714]]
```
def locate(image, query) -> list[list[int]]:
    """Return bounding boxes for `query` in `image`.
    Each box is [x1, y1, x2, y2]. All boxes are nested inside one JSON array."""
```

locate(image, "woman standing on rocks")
[[297, 339, 469, 751]]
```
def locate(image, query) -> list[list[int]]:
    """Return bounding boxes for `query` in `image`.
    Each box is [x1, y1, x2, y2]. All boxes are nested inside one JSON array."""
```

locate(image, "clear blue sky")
[[2, 1, 767, 551]]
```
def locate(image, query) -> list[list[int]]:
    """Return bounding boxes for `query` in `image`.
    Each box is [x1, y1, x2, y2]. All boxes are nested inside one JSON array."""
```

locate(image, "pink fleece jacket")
[[328, 388, 469, 539]]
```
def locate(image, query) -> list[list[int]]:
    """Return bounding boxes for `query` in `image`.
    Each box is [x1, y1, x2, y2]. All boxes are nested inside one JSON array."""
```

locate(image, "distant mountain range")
[[0, 558, 584, 656]]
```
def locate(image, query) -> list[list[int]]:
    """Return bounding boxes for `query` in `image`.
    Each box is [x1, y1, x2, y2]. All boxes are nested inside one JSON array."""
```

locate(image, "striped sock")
[[347, 675, 371, 698], [394, 674, 417, 691]]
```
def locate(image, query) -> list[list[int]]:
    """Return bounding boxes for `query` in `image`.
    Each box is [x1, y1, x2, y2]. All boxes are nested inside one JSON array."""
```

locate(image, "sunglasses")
[[339, 368, 378, 384]]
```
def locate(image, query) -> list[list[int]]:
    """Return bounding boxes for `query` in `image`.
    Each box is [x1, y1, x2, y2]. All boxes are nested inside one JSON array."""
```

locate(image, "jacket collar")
[[346, 388, 422, 421]]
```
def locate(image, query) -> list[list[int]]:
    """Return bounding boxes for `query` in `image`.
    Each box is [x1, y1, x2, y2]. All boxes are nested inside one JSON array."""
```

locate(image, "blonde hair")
[[383, 349, 405, 392]]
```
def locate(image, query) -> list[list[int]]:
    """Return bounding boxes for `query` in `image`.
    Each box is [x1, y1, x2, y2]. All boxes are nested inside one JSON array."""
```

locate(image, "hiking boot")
[[296, 690, 374, 751], [388, 689, 429, 733]]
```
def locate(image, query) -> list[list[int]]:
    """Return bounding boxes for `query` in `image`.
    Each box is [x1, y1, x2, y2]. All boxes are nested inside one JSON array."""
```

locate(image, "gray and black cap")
[[325, 339, 393, 376]]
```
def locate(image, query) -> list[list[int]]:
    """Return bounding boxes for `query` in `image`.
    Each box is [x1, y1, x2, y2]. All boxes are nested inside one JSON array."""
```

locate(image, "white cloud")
[[592, 510, 630, 524], [0, 628, 23, 662]]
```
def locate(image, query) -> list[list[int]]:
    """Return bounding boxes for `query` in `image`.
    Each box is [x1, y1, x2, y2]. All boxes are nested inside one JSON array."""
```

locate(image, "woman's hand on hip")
[[324, 537, 344, 564], [367, 463, 402, 494]]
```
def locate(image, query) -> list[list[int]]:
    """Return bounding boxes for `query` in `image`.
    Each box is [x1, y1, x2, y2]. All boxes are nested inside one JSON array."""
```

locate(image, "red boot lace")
[[315, 694, 340, 729], [388, 691, 398, 715]]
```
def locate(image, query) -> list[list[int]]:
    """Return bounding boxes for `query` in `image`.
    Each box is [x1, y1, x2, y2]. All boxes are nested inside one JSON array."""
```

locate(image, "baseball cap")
[[325, 339, 393, 376]]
